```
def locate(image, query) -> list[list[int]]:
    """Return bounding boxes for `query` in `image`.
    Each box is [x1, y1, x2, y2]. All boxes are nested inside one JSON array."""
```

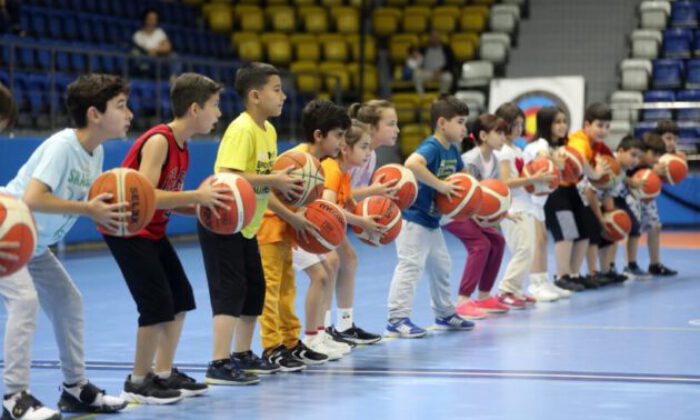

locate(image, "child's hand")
[[592, 156, 611, 179], [274, 166, 305, 201], [552, 150, 566, 169], [87, 193, 131, 234], [653, 161, 667, 177], [371, 174, 399, 200], [197, 185, 232, 218], [0, 241, 19, 273], [437, 178, 464, 202], [505, 212, 522, 223], [289, 210, 319, 243], [359, 215, 386, 237], [531, 167, 557, 183], [628, 176, 645, 189]]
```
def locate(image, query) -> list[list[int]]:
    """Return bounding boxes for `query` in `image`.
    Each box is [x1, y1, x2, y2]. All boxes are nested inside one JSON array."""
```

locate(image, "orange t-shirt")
[[321, 158, 352, 208], [564, 129, 613, 186]]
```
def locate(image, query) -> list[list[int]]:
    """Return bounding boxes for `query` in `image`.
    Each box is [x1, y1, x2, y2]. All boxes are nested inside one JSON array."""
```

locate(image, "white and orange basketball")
[[522, 157, 560, 195], [352, 196, 402, 246], [272, 150, 325, 207], [88, 168, 156, 236], [0, 194, 37, 277], [297, 199, 347, 254], [559, 146, 585, 183], [474, 179, 511, 227], [659, 153, 688, 185], [632, 168, 661, 203], [434, 173, 483, 220], [196, 173, 257, 235], [589, 155, 621, 190], [602, 209, 632, 242], [370, 164, 417, 210]]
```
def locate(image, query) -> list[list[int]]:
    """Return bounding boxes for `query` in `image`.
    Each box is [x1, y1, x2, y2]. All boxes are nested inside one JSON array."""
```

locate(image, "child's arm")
[[218, 165, 304, 202], [584, 155, 610, 180], [267, 193, 318, 242], [584, 187, 609, 234], [499, 160, 555, 188], [351, 177, 399, 201], [405, 153, 463, 199], [322, 189, 383, 236]]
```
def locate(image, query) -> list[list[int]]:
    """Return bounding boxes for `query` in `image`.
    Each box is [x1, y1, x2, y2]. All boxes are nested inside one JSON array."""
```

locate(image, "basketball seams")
[[230, 177, 245, 233]]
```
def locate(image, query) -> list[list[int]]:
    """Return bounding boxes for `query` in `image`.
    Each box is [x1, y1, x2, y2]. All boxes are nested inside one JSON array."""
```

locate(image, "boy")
[[0, 75, 130, 419], [386, 95, 475, 338], [199, 62, 303, 384], [104, 73, 227, 403]]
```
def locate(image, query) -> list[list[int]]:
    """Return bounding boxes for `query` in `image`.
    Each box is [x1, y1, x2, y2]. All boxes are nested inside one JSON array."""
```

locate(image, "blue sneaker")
[[435, 314, 476, 331], [624, 262, 651, 280], [385, 318, 427, 338]]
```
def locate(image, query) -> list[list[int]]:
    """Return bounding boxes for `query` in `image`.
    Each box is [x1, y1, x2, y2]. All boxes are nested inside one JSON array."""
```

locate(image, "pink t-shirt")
[[349, 150, 377, 188]]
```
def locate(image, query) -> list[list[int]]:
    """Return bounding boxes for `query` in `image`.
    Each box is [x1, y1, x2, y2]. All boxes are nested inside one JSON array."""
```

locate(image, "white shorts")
[[292, 247, 326, 271]]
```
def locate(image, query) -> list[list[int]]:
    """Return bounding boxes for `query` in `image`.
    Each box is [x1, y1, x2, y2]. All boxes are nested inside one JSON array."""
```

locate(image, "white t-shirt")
[[133, 28, 168, 52], [523, 138, 551, 207], [1, 129, 104, 256], [349, 149, 377, 188], [493, 143, 539, 217]]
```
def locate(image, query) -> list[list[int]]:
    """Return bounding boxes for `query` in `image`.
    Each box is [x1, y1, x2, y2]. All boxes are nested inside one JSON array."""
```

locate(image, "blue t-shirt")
[[403, 136, 464, 229]]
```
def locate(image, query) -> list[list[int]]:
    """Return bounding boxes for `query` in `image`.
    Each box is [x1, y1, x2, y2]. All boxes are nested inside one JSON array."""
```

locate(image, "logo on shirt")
[[436, 159, 459, 180], [67, 169, 93, 189]]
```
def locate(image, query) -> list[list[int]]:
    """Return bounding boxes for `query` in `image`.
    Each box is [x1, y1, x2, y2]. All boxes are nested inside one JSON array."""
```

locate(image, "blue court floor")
[[2, 232, 700, 420]]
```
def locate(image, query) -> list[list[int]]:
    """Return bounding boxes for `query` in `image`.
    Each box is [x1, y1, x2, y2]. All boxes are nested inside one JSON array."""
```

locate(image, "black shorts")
[[544, 185, 591, 243], [583, 205, 602, 246], [599, 196, 642, 248], [197, 222, 266, 317], [104, 235, 196, 327]]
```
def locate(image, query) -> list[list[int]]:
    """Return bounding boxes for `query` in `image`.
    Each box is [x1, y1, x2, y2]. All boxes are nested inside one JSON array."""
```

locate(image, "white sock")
[[337, 308, 353, 332], [324, 310, 332, 328], [155, 370, 172, 379], [130, 375, 146, 384]]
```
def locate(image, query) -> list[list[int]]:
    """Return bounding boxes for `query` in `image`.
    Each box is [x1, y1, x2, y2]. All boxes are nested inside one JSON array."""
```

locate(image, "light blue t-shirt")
[[1, 129, 104, 256]]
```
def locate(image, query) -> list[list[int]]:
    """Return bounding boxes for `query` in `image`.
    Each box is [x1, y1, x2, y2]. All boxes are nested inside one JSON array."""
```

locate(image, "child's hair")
[[494, 102, 524, 125], [66, 74, 130, 128], [583, 102, 612, 123], [347, 99, 394, 128], [617, 135, 644, 151], [234, 62, 280, 101], [654, 119, 680, 136], [301, 99, 351, 143], [430, 94, 469, 130], [641, 131, 666, 155], [342, 119, 370, 150], [171, 73, 223, 119], [0, 82, 18, 130], [470, 113, 507, 146], [533, 106, 566, 147]]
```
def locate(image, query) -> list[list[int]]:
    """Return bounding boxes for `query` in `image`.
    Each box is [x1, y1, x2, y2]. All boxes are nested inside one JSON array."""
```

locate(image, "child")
[[443, 113, 509, 318], [523, 107, 572, 300], [0, 75, 129, 419], [494, 103, 559, 306], [104, 73, 226, 403], [199, 62, 303, 384], [386, 95, 475, 338], [258, 99, 351, 368]]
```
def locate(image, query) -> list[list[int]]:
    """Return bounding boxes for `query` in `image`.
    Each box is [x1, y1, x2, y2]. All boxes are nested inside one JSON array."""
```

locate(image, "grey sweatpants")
[[0, 250, 85, 394]]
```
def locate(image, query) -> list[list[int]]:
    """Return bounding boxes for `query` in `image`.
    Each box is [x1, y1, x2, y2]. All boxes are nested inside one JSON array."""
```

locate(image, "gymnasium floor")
[[1, 231, 699, 420]]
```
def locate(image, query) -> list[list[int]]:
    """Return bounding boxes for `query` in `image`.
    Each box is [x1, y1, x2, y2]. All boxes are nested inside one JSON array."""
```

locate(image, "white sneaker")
[[2, 391, 61, 420], [545, 281, 572, 298], [303, 335, 343, 361], [527, 283, 559, 302], [323, 331, 352, 355]]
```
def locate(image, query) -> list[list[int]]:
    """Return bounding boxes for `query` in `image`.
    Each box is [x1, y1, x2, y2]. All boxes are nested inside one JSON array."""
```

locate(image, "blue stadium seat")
[[652, 59, 684, 89], [678, 121, 700, 141], [63, 14, 79, 40], [677, 90, 700, 120], [662, 28, 693, 58], [634, 121, 657, 139], [17, 46, 36, 70], [47, 11, 64, 40], [642, 90, 674, 121], [671, 1, 698, 28], [686, 59, 700, 88], [29, 10, 48, 38]]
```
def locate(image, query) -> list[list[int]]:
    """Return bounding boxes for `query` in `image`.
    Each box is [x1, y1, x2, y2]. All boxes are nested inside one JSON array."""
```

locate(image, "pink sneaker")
[[473, 296, 510, 313], [518, 293, 537, 307], [456, 300, 488, 320], [497, 293, 527, 310]]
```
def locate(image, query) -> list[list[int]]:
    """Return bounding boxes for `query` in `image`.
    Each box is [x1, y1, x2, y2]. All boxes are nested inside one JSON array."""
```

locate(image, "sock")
[[155, 370, 171, 380], [337, 308, 353, 332], [130, 375, 146, 385], [305, 330, 317, 337], [317, 326, 326, 333], [324, 310, 332, 328]]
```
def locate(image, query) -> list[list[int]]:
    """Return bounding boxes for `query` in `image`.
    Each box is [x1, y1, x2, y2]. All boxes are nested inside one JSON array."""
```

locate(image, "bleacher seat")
[[450, 32, 478, 62], [652, 58, 684, 89], [489, 4, 520, 34], [677, 89, 700, 120], [686, 59, 700, 88], [458, 60, 494, 88], [301, 6, 329, 34], [640, 1, 671, 30], [455, 90, 486, 117], [290, 61, 321, 94], [431, 7, 458, 34], [631, 29, 662, 59], [620, 59, 652, 91], [372, 8, 401, 37], [402, 7, 430, 34], [670, 1, 697, 28], [400, 124, 430, 158], [479, 32, 510, 65], [610, 90, 643, 123], [643, 90, 674, 121], [390, 93, 420, 124], [662, 28, 693, 58], [608, 120, 632, 149]]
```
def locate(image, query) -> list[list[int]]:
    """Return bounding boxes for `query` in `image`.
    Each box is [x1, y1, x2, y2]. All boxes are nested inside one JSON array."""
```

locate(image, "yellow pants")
[[259, 240, 301, 351]]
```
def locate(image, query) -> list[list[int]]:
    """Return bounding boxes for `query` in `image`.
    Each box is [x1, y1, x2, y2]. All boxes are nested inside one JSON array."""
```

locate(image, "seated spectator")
[[132, 8, 172, 57], [413, 30, 455, 95], [0, 0, 24, 36]]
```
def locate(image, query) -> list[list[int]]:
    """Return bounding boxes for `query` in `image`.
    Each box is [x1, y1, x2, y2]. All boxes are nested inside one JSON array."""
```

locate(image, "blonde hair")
[[347, 100, 394, 128]]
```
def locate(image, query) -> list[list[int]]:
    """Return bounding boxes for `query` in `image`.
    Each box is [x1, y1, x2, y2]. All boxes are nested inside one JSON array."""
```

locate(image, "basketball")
[[589, 155, 621, 190], [0, 194, 37, 277], [559, 146, 585, 183], [632, 168, 661, 203], [474, 179, 511, 227], [522, 157, 560, 195], [88, 168, 156, 237], [197, 173, 257, 235], [352, 196, 402, 246], [370, 164, 418, 210], [272, 150, 325, 207], [602, 209, 632, 242], [659, 153, 688, 185], [297, 199, 347, 254], [435, 173, 483, 220]]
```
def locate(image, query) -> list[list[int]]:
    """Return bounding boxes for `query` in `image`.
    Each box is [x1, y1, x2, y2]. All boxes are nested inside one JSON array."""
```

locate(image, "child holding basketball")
[[0, 75, 130, 419], [104, 73, 227, 403], [386, 95, 475, 338]]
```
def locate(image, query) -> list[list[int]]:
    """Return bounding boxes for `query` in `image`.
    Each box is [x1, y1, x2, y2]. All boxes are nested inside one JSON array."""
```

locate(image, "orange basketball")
[[602, 209, 632, 242], [371, 164, 418, 210], [659, 153, 688, 185], [0, 194, 37, 277], [589, 155, 621, 190], [632, 168, 661, 203], [272, 150, 325, 207], [560, 146, 584, 183], [297, 199, 347, 254], [352, 196, 402, 246], [197, 173, 257, 235], [88, 168, 156, 236], [435, 173, 483, 220], [522, 157, 560, 195], [474, 179, 511, 227]]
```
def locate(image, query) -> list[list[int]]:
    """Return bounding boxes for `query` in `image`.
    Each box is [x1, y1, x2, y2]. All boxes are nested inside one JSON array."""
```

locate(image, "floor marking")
[[482, 323, 700, 332]]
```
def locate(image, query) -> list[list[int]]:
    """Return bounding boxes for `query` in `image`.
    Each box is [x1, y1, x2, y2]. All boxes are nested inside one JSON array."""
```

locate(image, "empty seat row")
[[620, 58, 700, 90]]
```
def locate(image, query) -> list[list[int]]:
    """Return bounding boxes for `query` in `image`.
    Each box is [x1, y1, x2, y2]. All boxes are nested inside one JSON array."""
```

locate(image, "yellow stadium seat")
[[335, 10, 359, 34], [462, 5, 490, 20], [261, 32, 287, 44], [459, 13, 486, 33], [266, 38, 292, 67], [345, 34, 376, 62], [231, 32, 258, 48], [321, 36, 349, 62], [301, 7, 329, 34], [452, 32, 480, 46], [267, 6, 296, 33], [450, 32, 479, 62], [406, 6, 431, 18], [207, 5, 233, 34], [348, 63, 379, 94], [237, 39, 263, 62], [399, 124, 431, 158], [419, 32, 449, 46], [420, 94, 439, 123], [431, 13, 457, 34], [372, 8, 402, 38], [235, 5, 264, 32], [290, 61, 321, 94], [385, 0, 409, 6], [391, 93, 420, 124], [295, 39, 321, 62], [402, 12, 428, 34], [320, 62, 351, 93], [389, 34, 419, 64]]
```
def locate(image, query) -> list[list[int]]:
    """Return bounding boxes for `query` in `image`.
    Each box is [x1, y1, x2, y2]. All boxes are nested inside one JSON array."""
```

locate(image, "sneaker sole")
[[3, 408, 62, 420], [433, 324, 475, 331], [296, 357, 328, 365], [178, 388, 209, 398], [477, 308, 510, 314], [241, 368, 282, 375], [278, 365, 306, 372], [204, 377, 260, 386], [120, 391, 183, 405], [456, 312, 488, 320], [384, 330, 427, 339], [57, 397, 128, 413], [343, 337, 382, 345]]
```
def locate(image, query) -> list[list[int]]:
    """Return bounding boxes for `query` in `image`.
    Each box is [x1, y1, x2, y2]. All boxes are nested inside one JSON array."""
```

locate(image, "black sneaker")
[[158, 368, 208, 398], [58, 380, 127, 413], [3, 391, 61, 420], [649, 263, 678, 276], [121, 373, 182, 405], [605, 268, 628, 283], [554, 275, 584, 292], [326, 327, 357, 348], [591, 272, 615, 286], [571, 274, 600, 289], [205, 360, 260, 386], [289, 340, 328, 365], [263, 345, 306, 372], [231, 350, 282, 374], [330, 324, 382, 345]]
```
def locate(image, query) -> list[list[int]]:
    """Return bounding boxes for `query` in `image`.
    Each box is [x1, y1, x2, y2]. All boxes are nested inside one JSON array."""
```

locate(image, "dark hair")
[[617, 135, 644, 152], [234, 62, 280, 102], [66, 74, 130, 128], [494, 102, 524, 124], [430, 94, 469, 130], [0, 82, 18, 131], [141, 8, 158, 24], [655, 119, 680, 136], [301, 99, 351, 143], [533, 106, 567, 147], [343, 119, 370, 149], [170, 73, 223, 119], [470, 113, 507, 145], [347, 99, 394, 128], [584, 102, 611, 123], [642, 131, 666, 155]]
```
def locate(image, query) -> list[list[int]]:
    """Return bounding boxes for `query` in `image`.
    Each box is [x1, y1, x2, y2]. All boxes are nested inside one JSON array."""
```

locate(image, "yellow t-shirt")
[[215, 112, 277, 239], [321, 158, 351, 208]]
